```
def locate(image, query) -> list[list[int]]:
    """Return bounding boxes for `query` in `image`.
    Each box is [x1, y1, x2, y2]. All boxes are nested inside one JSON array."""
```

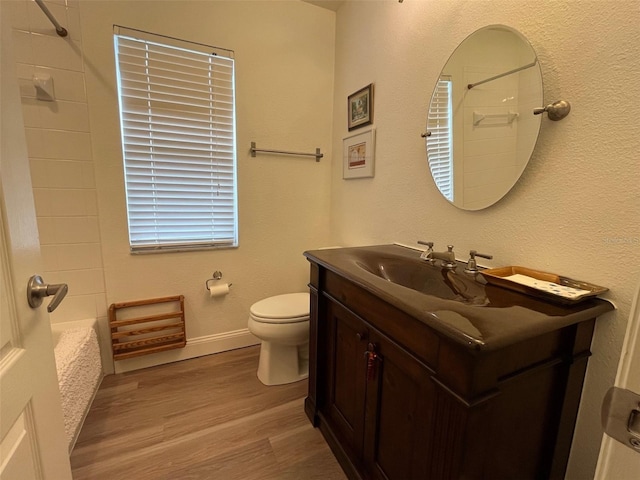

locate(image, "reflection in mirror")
[[426, 25, 543, 210]]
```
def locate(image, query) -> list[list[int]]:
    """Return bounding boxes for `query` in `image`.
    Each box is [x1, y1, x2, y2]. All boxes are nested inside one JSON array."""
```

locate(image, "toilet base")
[[257, 341, 309, 386]]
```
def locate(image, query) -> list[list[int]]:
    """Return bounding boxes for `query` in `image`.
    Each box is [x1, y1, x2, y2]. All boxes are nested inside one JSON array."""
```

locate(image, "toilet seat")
[[250, 293, 309, 324]]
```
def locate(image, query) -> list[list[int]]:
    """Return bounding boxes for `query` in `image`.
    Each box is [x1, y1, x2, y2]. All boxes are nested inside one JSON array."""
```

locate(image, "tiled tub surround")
[[8, 0, 109, 366], [11, 0, 106, 322]]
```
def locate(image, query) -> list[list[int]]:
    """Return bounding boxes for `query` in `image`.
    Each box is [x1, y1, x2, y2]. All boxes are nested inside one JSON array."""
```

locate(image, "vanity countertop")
[[304, 244, 614, 351]]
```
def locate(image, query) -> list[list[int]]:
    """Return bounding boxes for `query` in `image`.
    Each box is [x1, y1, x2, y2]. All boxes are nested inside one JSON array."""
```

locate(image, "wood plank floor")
[[70, 346, 347, 480]]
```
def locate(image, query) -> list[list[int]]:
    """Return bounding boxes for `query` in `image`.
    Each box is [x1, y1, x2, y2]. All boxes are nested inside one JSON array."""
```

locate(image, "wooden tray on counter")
[[481, 266, 608, 305]]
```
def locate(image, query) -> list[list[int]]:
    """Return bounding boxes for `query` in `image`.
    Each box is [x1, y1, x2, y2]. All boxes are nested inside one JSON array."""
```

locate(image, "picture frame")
[[343, 128, 375, 179], [348, 83, 373, 131]]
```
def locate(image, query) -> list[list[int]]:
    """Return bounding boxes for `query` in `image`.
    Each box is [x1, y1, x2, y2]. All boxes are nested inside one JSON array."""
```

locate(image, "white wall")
[[330, 1, 639, 478], [79, 1, 335, 372]]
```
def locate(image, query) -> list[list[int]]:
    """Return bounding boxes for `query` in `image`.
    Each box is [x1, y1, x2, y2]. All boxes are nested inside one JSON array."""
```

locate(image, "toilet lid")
[[250, 293, 310, 324]]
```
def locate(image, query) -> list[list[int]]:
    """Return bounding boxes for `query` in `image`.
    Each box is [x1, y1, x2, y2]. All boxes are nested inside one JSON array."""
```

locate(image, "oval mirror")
[[425, 25, 542, 210]]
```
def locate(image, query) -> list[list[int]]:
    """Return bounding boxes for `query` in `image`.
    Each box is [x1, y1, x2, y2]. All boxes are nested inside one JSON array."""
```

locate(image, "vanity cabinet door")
[[324, 298, 369, 465], [324, 297, 438, 479], [363, 328, 436, 480]]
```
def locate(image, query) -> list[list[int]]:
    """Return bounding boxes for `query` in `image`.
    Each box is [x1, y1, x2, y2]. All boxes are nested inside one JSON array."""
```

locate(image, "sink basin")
[[350, 248, 488, 305]]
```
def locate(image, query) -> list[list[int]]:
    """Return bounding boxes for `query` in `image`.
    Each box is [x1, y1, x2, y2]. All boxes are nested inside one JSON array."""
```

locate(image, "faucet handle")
[[464, 250, 493, 274], [417, 241, 435, 262], [470, 249, 492, 260]]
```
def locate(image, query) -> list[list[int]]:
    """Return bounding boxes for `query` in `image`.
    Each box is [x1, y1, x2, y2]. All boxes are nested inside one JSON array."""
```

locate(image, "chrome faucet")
[[429, 245, 457, 269], [418, 243, 457, 269]]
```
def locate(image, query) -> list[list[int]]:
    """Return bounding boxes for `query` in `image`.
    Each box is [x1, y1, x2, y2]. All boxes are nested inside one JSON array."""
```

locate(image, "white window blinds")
[[426, 77, 453, 202], [114, 30, 237, 252]]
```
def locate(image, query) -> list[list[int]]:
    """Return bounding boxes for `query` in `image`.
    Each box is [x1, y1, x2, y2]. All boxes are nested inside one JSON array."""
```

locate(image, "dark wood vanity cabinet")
[[304, 256, 614, 480], [324, 298, 435, 479]]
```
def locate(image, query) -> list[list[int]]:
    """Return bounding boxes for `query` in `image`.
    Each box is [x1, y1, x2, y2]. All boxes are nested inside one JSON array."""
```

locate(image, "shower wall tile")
[[38, 100, 90, 131], [36, 217, 56, 245], [65, 4, 82, 43], [56, 268, 105, 296], [49, 189, 91, 216], [19, 73, 78, 105], [12, 0, 106, 359], [16, 62, 36, 96], [6, 0, 29, 31], [34, 66, 87, 102], [43, 160, 85, 188], [40, 245, 59, 273], [94, 294, 108, 318], [47, 189, 97, 216], [32, 188, 53, 216], [30, 159, 96, 190], [29, 158, 49, 188], [55, 244, 103, 270], [12, 30, 33, 64], [42, 130, 93, 160], [21, 97, 41, 128], [25, 128, 45, 157], [54, 217, 101, 244], [32, 34, 83, 71]]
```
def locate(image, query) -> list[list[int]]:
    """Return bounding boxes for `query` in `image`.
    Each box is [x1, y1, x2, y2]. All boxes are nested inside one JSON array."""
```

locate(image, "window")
[[114, 27, 237, 252], [426, 76, 453, 202]]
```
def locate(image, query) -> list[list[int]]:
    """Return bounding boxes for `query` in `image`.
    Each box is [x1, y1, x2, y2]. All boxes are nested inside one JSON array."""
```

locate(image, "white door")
[[594, 281, 640, 480], [0, 8, 72, 479]]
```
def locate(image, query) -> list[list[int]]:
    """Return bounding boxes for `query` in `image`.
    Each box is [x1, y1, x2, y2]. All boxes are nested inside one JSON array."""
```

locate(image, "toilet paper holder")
[[205, 271, 232, 290]]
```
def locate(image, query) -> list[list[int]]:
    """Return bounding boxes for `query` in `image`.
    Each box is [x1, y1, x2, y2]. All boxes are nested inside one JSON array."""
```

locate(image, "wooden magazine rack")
[[109, 295, 186, 360]]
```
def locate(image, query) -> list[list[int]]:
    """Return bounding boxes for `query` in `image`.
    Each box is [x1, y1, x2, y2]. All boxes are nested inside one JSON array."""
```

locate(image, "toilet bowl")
[[247, 292, 310, 386]]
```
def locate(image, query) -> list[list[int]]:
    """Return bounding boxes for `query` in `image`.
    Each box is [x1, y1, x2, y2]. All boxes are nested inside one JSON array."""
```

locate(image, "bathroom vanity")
[[303, 245, 613, 480]]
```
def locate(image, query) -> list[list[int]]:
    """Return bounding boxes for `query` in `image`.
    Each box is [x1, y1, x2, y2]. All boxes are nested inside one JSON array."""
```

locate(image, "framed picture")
[[343, 128, 375, 179], [348, 84, 373, 131]]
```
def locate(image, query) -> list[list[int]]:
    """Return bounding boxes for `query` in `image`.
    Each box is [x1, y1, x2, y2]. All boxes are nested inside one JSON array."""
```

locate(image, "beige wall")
[[8, 0, 335, 374], [78, 0, 335, 372], [330, 1, 639, 478]]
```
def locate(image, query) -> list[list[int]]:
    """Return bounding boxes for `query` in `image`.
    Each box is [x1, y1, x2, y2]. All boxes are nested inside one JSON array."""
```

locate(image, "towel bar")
[[250, 142, 323, 162]]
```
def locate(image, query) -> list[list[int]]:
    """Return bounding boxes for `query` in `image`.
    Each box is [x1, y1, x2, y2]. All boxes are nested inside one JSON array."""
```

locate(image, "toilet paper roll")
[[209, 283, 230, 298]]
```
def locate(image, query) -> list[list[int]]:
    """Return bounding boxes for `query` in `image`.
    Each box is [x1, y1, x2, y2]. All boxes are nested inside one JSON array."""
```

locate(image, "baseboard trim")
[[113, 328, 260, 373]]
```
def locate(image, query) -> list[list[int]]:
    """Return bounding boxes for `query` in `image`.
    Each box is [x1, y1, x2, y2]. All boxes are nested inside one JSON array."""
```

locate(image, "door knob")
[[27, 275, 68, 312], [601, 386, 640, 453]]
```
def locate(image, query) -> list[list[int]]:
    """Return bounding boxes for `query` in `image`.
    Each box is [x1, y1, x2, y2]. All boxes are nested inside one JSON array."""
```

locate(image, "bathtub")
[[51, 318, 104, 452]]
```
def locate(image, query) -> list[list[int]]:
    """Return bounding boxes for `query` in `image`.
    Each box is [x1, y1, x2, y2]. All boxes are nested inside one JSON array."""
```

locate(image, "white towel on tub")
[[54, 327, 102, 450]]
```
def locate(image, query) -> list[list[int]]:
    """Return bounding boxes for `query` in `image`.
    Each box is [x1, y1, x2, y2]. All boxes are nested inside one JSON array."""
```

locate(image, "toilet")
[[247, 292, 310, 386]]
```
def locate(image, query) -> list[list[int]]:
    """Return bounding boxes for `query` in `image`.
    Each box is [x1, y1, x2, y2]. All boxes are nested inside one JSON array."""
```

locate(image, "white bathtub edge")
[[50, 318, 103, 454], [51, 318, 98, 346]]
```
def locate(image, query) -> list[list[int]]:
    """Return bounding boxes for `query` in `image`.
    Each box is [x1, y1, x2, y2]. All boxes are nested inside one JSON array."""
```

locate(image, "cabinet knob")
[[356, 332, 367, 341]]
